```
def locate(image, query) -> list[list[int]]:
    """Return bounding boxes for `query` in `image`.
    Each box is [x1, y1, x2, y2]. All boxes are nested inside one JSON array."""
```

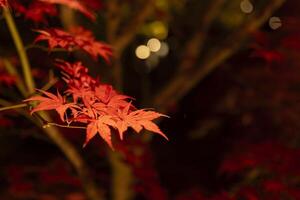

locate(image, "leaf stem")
[[3, 7, 35, 94], [44, 122, 86, 129]]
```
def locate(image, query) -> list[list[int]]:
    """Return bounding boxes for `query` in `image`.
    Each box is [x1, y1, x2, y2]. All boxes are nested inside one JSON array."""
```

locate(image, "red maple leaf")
[[39, 0, 95, 20], [24, 89, 77, 122], [23, 61, 168, 149], [116, 103, 169, 140], [34, 28, 112, 62], [84, 115, 116, 149]]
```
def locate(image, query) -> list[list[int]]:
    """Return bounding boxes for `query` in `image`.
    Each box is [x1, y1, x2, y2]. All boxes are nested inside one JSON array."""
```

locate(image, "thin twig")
[[41, 77, 58, 91], [44, 122, 86, 129], [3, 7, 36, 94], [0, 103, 27, 112]]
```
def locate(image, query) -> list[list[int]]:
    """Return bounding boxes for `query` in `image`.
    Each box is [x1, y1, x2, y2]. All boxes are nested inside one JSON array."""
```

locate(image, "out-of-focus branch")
[[112, 0, 156, 54], [0, 103, 27, 112], [39, 112, 106, 200], [108, 151, 134, 200], [106, 0, 123, 43], [106, 2, 157, 198], [153, 0, 286, 111], [179, 0, 227, 70], [3, 8, 36, 94], [60, 6, 77, 30]]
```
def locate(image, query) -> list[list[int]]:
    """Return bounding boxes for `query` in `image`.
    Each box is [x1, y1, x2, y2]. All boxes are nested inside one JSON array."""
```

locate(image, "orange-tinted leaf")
[[84, 115, 116, 149], [34, 28, 112, 62], [24, 89, 77, 122], [116, 106, 168, 140]]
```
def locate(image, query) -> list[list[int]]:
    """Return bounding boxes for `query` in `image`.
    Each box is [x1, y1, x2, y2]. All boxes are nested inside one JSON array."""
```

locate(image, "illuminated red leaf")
[[34, 28, 112, 62], [22, 61, 167, 149], [24, 89, 77, 122], [116, 103, 168, 140], [84, 115, 116, 149]]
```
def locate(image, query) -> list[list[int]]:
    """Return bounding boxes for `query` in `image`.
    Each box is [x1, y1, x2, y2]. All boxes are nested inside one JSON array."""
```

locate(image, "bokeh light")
[[240, 0, 254, 14], [147, 38, 161, 52], [269, 16, 282, 30], [135, 45, 150, 59]]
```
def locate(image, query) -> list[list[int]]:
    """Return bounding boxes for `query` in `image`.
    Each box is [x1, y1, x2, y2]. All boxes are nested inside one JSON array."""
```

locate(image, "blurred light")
[[135, 45, 150, 59], [157, 42, 169, 57], [269, 17, 282, 30], [149, 21, 168, 40], [240, 0, 254, 14], [147, 38, 161, 52]]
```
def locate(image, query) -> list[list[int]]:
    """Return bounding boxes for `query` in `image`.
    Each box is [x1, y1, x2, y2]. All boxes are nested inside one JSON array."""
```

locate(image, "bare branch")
[[112, 0, 156, 54], [179, 0, 227, 70], [106, 0, 123, 42], [40, 112, 106, 200], [153, 0, 286, 111]]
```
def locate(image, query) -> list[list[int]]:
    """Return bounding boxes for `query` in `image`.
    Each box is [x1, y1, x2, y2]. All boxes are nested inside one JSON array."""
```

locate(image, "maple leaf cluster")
[[24, 61, 168, 149], [3, 0, 100, 23], [11, 0, 57, 24], [34, 27, 112, 62]]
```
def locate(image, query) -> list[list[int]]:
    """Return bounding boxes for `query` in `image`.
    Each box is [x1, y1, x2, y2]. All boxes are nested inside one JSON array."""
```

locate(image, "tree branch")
[[112, 0, 156, 54], [39, 112, 106, 200], [106, 0, 123, 43], [179, 0, 227, 70], [3, 7, 36, 94], [153, 0, 286, 111]]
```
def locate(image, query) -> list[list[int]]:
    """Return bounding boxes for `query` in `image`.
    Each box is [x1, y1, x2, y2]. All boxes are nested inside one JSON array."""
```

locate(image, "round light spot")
[[269, 16, 282, 30], [135, 45, 150, 60], [147, 38, 161, 52], [240, 0, 254, 14], [156, 42, 169, 57]]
